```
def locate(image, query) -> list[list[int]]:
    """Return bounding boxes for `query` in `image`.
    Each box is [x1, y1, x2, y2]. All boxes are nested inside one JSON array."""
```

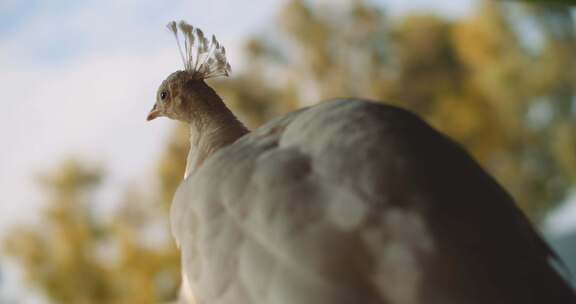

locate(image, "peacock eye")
[[160, 91, 168, 100]]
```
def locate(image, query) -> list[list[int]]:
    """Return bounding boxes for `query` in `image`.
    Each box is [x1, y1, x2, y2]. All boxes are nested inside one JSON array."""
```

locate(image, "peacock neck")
[[183, 92, 249, 179]]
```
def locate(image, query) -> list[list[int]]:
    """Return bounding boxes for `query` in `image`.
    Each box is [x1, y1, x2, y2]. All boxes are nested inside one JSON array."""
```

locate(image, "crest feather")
[[167, 21, 231, 79]]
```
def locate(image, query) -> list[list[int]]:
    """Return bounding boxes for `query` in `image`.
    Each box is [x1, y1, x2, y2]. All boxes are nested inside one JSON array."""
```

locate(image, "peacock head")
[[147, 21, 231, 122]]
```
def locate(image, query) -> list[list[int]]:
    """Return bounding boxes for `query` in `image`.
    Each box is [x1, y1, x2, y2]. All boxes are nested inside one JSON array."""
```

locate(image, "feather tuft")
[[166, 20, 231, 80], [167, 21, 177, 34]]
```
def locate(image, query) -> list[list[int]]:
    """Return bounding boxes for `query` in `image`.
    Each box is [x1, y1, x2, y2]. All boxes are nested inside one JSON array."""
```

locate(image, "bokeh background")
[[1, 0, 575, 303]]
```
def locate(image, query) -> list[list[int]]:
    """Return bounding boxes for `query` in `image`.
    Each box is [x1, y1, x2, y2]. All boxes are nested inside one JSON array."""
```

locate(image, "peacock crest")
[[167, 21, 231, 80]]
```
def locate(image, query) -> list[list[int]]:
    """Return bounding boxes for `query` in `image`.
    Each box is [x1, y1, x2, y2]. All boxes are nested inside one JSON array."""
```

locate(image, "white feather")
[[167, 21, 231, 80]]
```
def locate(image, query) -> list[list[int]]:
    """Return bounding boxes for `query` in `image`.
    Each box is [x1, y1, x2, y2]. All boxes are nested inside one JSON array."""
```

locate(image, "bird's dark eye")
[[160, 91, 168, 100]]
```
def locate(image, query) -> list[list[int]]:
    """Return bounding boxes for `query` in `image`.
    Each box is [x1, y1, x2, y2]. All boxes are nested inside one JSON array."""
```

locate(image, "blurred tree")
[[3, 158, 181, 303], [217, 0, 575, 220], [519, 0, 576, 5], [454, 1, 576, 217]]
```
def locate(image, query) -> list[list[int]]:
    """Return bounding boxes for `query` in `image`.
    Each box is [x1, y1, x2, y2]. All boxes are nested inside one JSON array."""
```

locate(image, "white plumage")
[[147, 23, 576, 304], [171, 100, 575, 304]]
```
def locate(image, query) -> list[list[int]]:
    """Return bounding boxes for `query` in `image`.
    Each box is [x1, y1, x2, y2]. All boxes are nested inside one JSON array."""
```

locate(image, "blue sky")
[[5, 0, 576, 302]]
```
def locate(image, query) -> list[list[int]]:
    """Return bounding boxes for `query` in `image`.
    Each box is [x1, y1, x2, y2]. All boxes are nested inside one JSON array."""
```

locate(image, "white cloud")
[[0, 46, 173, 230], [373, 0, 475, 19]]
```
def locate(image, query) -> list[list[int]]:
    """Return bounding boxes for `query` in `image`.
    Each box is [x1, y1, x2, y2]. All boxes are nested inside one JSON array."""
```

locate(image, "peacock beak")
[[147, 105, 160, 121]]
